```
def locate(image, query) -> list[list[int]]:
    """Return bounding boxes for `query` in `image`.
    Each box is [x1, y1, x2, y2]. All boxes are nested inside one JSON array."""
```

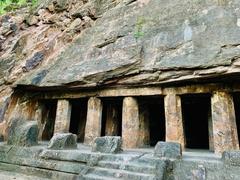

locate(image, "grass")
[[134, 17, 145, 40], [0, 0, 38, 15]]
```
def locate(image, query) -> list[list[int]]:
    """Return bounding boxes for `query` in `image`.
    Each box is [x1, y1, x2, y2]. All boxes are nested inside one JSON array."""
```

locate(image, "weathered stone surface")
[[222, 151, 240, 166], [154, 141, 182, 159], [22, 51, 45, 72], [164, 93, 185, 149], [211, 91, 239, 154], [92, 136, 122, 153], [84, 97, 102, 145], [0, 97, 10, 123], [191, 165, 206, 180], [25, 15, 39, 26], [54, 100, 71, 133], [122, 97, 140, 149], [48, 133, 77, 150], [16, 0, 240, 88], [104, 102, 121, 136], [7, 119, 38, 146]]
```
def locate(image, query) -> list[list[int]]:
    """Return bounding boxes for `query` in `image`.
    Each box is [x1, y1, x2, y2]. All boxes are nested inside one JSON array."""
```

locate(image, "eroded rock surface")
[[154, 141, 182, 159], [92, 136, 122, 153], [14, 0, 240, 89], [7, 119, 38, 146], [48, 133, 77, 150]]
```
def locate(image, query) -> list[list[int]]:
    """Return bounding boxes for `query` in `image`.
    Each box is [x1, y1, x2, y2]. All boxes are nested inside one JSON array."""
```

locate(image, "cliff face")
[[1, 0, 240, 119], [0, 0, 108, 121], [17, 0, 240, 88]]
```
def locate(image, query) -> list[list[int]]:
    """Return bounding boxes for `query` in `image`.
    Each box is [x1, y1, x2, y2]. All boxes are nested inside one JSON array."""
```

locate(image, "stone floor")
[[0, 142, 226, 180], [0, 170, 49, 180]]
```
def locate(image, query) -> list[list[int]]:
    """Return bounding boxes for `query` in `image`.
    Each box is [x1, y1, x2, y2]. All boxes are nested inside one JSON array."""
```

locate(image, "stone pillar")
[[54, 100, 72, 133], [164, 94, 185, 149], [122, 97, 140, 149], [84, 97, 102, 145], [211, 91, 239, 154]]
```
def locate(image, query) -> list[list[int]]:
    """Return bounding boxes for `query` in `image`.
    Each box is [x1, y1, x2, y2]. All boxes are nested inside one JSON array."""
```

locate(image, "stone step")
[[98, 160, 156, 174], [85, 166, 156, 180], [83, 174, 119, 180], [102, 153, 145, 162]]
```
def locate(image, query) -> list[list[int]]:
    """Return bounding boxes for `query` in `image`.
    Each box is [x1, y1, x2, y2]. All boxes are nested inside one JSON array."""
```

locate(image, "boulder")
[[7, 119, 38, 146], [48, 133, 77, 150], [154, 141, 181, 159], [92, 136, 122, 153]]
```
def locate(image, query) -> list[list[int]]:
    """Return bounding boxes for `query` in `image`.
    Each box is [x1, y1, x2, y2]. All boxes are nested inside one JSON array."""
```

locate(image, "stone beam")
[[54, 100, 71, 133], [211, 91, 239, 154], [84, 97, 102, 145], [122, 97, 140, 148], [164, 93, 185, 149]]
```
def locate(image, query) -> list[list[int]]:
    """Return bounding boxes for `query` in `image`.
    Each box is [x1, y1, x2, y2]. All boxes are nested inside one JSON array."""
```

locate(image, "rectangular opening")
[[181, 94, 211, 150], [138, 96, 165, 147], [232, 93, 240, 145], [69, 98, 88, 142], [40, 100, 57, 141], [101, 97, 123, 137]]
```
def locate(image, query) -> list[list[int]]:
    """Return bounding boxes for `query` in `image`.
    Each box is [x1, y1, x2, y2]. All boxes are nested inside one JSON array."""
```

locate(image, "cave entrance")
[[138, 96, 165, 147], [41, 100, 57, 141], [101, 97, 123, 137], [181, 94, 212, 150], [69, 98, 88, 142], [232, 93, 240, 145]]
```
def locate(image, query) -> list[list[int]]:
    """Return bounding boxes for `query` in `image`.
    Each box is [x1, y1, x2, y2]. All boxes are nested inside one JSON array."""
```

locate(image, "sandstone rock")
[[22, 51, 45, 72], [48, 133, 77, 150], [191, 165, 206, 180], [222, 151, 240, 166], [66, 18, 82, 33], [154, 141, 182, 159], [17, 0, 240, 88], [7, 119, 38, 147], [92, 136, 122, 153], [25, 15, 39, 26], [0, 97, 10, 122]]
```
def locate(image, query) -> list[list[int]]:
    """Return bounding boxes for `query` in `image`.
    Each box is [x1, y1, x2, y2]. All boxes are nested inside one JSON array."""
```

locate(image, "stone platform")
[[0, 142, 239, 179]]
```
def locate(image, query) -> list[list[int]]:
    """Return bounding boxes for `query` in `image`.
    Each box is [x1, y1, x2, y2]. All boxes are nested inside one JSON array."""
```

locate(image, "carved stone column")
[[54, 100, 72, 133], [211, 91, 239, 154], [122, 97, 140, 149], [164, 93, 185, 149], [84, 97, 102, 145]]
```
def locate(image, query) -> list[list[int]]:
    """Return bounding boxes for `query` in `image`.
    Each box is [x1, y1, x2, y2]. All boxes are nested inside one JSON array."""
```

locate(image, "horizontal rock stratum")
[[15, 0, 240, 89]]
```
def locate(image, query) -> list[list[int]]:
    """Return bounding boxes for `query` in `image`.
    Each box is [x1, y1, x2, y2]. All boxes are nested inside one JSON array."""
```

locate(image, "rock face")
[[15, 0, 240, 89], [48, 133, 77, 150], [154, 141, 182, 159], [92, 136, 122, 153], [7, 119, 38, 146]]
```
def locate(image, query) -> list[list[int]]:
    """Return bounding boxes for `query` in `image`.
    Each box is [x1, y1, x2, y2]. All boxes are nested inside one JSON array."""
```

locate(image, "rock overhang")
[[15, 0, 240, 89]]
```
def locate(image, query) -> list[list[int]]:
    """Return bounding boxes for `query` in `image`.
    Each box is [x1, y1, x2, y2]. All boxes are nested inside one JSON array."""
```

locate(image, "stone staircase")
[[82, 154, 158, 180]]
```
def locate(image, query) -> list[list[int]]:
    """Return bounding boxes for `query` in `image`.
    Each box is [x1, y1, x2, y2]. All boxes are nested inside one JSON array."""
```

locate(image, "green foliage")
[[0, 0, 38, 15], [134, 17, 145, 40]]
